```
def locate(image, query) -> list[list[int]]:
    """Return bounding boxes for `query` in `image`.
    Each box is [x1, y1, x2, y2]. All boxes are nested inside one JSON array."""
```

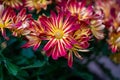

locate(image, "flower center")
[[0, 19, 4, 28], [54, 29, 64, 39]]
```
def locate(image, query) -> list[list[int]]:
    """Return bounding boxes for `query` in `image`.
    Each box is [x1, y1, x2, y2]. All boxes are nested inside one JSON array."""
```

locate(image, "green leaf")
[[21, 60, 46, 69], [80, 73, 93, 80], [4, 61, 19, 76], [17, 70, 29, 77], [21, 48, 34, 58]]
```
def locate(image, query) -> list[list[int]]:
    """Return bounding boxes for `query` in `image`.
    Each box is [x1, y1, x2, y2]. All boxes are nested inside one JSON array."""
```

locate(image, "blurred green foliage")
[[0, 33, 118, 80]]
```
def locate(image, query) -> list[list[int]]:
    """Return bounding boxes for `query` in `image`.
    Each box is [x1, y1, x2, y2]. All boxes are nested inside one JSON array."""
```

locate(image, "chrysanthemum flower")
[[25, 0, 52, 13], [108, 31, 120, 53], [0, 4, 15, 40], [10, 8, 32, 37], [95, 0, 119, 22], [1, 0, 23, 9], [40, 12, 79, 60], [67, 23, 91, 67], [90, 20, 105, 40], [111, 12, 120, 31], [57, 0, 93, 22], [22, 19, 46, 51], [108, 13, 120, 53], [90, 10, 105, 40]]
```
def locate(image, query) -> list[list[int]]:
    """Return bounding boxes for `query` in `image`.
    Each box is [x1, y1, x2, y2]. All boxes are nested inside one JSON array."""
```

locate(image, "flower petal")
[[33, 41, 41, 51], [68, 52, 73, 68], [43, 38, 57, 51], [62, 39, 73, 49], [52, 45, 59, 60], [58, 40, 67, 56]]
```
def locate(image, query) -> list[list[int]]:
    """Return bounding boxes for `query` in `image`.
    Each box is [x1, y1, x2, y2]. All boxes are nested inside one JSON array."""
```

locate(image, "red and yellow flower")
[[25, 0, 52, 13], [1, 0, 23, 9], [10, 8, 32, 37], [107, 10, 120, 53], [22, 19, 46, 51], [90, 11, 105, 40], [108, 31, 120, 53], [40, 12, 79, 60], [67, 23, 91, 67], [0, 4, 15, 40], [95, 0, 119, 22], [58, 0, 93, 22], [111, 12, 120, 31]]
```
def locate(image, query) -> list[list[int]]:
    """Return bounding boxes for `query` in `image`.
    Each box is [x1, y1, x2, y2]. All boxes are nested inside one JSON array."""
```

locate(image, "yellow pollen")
[[54, 29, 64, 39]]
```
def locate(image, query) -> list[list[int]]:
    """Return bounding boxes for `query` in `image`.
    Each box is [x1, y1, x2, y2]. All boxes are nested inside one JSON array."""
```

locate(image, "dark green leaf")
[[21, 60, 46, 69], [5, 61, 19, 76], [21, 48, 34, 58]]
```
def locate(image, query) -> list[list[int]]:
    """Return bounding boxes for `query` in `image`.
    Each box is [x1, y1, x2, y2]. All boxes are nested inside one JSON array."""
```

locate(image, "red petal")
[[58, 41, 67, 56], [22, 42, 32, 48], [52, 45, 59, 60], [62, 39, 72, 49], [79, 41, 89, 49], [46, 49, 52, 57], [111, 45, 117, 53], [68, 52, 73, 68], [33, 41, 41, 51], [1, 28, 9, 40], [43, 38, 57, 51], [18, 8, 26, 17]]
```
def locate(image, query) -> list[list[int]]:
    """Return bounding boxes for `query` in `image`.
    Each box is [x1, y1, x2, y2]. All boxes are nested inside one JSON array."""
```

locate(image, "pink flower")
[[1, 0, 23, 9], [95, 0, 119, 22], [67, 23, 91, 67], [10, 8, 32, 37], [108, 32, 120, 53], [0, 5, 15, 40], [106, 10, 120, 53], [57, 0, 93, 22], [40, 12, 79, 60], [22, 19, 46, 51], [90, 10, 105, 40], [25, 0, 52, 13]]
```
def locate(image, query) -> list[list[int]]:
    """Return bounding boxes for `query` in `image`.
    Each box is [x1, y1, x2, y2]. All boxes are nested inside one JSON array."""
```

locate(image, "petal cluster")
[[25, 0, 52, 13], [1, 0, 23, 9], [0, 0, 120, 67], [0, 4, 15, 40], [95, 0, 120, 53], [40, 12, 78, 60]]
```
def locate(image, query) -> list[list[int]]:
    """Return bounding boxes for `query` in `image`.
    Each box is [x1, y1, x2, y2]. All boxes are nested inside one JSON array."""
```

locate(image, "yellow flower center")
[[0, 19, 4, 28], [54, 29, 64, 39], [40, 0, 46, 3]]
